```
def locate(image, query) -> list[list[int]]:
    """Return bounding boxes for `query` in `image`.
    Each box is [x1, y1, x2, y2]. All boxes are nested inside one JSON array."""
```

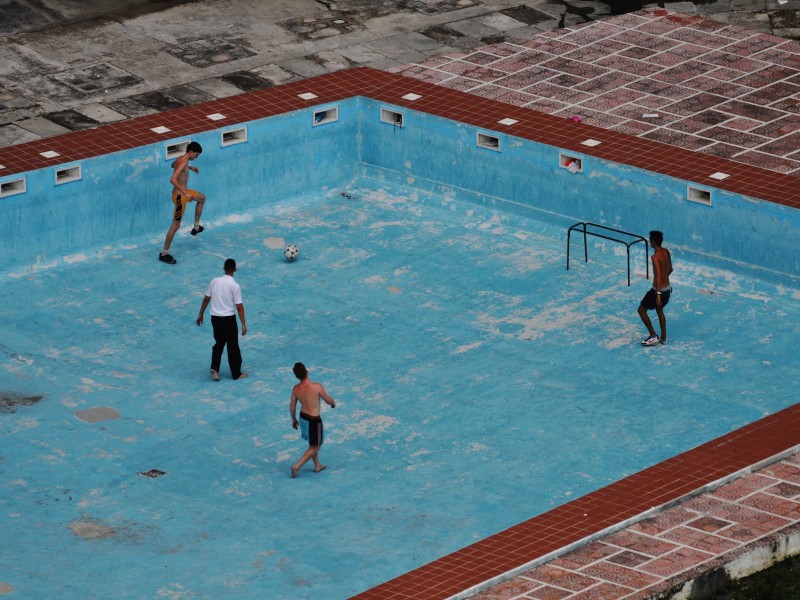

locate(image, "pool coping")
[[1, 66, 799, 599], [0, 67, 797, 211]]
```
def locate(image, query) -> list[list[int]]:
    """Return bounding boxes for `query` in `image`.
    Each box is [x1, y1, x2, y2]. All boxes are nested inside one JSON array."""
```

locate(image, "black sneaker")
[[190, 225, 204, 236], [159, 253, 177, 264]]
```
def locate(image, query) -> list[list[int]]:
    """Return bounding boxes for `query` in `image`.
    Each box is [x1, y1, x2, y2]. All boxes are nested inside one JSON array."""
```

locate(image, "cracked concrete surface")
[[1, 0, 799, 146]]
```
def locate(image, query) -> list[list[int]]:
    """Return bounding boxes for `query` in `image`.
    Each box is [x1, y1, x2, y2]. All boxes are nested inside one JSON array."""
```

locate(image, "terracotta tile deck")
[[391, 8, 800, 179], [1, 9, 799, 599]]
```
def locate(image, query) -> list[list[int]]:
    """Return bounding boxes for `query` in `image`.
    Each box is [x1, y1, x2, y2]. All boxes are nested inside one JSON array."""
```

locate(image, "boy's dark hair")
[[187, 141, 203, 154], [293, 362, 308, 380], [649, 230, 663, 246], [224, 258, 236, 272]]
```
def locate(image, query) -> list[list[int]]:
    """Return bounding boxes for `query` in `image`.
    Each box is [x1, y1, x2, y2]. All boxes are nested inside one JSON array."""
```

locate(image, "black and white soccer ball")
[[284, 244, 299, 261]]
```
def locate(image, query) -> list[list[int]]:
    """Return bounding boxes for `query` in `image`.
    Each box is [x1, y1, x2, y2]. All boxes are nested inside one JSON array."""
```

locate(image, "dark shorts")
[[300, 412, 324, 447], [640, 287, 671, 311]]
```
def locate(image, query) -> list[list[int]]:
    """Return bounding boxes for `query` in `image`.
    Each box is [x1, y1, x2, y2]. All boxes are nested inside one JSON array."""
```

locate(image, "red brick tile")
[[525, 565, 599, 591], [580, 561, 660, 588], [659, 526, 740, 553], [639, 547, 714, 577]]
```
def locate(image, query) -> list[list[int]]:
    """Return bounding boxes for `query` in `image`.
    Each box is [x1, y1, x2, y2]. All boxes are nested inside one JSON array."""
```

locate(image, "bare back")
[[292, 379, 330, 417]]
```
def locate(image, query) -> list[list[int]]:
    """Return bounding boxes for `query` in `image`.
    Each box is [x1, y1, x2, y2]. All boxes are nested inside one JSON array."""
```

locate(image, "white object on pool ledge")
[[402, 93, 422, 101], [298, 92, 318, 100], [206, 113, 226, 121], [498, 118, 518, 126], [151, 126, 171, 134], [581, 139, 601, 147], [40, 150, 60, 158], [709, 172, 730, 180]]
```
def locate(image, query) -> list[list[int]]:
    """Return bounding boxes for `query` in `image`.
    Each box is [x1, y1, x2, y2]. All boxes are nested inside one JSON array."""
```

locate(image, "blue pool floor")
[[2, 179, 799, 599]]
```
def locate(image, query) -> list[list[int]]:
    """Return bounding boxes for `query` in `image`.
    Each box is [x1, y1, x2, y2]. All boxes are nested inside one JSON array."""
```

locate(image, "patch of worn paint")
[[124, 156, 155, 183], [0, 393, 43, 413], [74, 406, 120, 423], [335, 412, 397, 442], [452, 341, 482, 354], [69, 517, 116, 540], [263, 237, 285, 249]]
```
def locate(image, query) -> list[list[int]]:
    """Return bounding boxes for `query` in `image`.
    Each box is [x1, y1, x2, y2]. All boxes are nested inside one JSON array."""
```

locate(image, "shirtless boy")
[[638, 230, 673, 346], [289, 362, 336, 478], [159, 141, 206, 265]]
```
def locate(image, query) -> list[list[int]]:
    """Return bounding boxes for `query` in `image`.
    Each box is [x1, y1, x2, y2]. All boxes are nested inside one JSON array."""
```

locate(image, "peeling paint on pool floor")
[[1, 180, 798, 599]]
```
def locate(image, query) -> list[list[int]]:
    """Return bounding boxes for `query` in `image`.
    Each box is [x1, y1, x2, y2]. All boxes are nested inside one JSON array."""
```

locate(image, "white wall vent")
[[688, 185, 712, 206], [313, 106, 339, 126], [0, 177, 26, 198], [221, 127, 248, 147], [559, 152, 583, 173], [55, 165, 82, 185], [477, 132, 500, 151], [380, 107, 404, 127], [165, 140, 190, 160]]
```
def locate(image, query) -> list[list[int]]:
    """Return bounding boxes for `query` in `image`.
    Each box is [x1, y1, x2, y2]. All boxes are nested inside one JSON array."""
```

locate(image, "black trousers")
[[210, 315, 242, 378]]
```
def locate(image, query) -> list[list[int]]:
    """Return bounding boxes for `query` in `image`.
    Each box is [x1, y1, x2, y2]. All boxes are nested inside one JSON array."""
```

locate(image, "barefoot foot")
[[314, 465, 327, 473], [210, 369, 220, 382], [234, 372, 248, 380], [291, 466, 299, 479]]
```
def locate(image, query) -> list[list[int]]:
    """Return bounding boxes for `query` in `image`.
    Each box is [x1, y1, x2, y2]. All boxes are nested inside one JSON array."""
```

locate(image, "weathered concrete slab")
[[13, 115, 71, 137], [1, 0, 799, 146], [160, 84, 216, 106], [0, 123, 40, 146], [278, 56, 334, 78], [75, 102, 128, 124], [182, 77, 247, 99], [249, 63, 300, 85]]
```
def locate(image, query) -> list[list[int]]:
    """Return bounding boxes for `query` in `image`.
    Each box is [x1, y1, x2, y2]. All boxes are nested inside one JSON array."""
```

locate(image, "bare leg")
[[292, 446, 319, 477], [312, 453, 326, 472], [193, 194, 206, 228], [162, 220, 180, 254], [638, 305, 657, 338], [655, 307, 667, 342]]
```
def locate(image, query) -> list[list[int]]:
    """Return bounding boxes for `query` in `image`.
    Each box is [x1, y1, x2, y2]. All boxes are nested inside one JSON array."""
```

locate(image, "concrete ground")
[[1, 0, 800, 148]]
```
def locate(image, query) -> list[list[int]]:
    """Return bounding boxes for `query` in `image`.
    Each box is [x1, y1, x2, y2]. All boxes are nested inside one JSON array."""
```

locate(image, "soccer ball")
[[284, 244, 299, 261]]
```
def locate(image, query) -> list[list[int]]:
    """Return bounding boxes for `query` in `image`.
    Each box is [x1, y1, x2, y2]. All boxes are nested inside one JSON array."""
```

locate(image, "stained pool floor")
[[1, 179, 798, 599]]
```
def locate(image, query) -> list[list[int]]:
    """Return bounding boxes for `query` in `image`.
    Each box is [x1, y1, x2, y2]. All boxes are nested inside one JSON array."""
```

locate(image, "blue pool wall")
[[1, 95, 798, 280], [0, 100, 360, 271], [358, 98, 800, 281]]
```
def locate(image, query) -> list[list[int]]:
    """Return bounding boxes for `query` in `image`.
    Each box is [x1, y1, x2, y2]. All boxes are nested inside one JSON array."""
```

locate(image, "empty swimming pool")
[[1, 69, 798, 599]]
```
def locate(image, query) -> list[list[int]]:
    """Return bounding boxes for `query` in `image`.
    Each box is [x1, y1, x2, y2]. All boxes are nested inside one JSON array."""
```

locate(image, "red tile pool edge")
[[0, 68, 797, 209], [352, 403, 800, 600]]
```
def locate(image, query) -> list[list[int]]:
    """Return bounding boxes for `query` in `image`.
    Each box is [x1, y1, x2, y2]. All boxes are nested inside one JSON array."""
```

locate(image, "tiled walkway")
[[391, 8, 800, 176]]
